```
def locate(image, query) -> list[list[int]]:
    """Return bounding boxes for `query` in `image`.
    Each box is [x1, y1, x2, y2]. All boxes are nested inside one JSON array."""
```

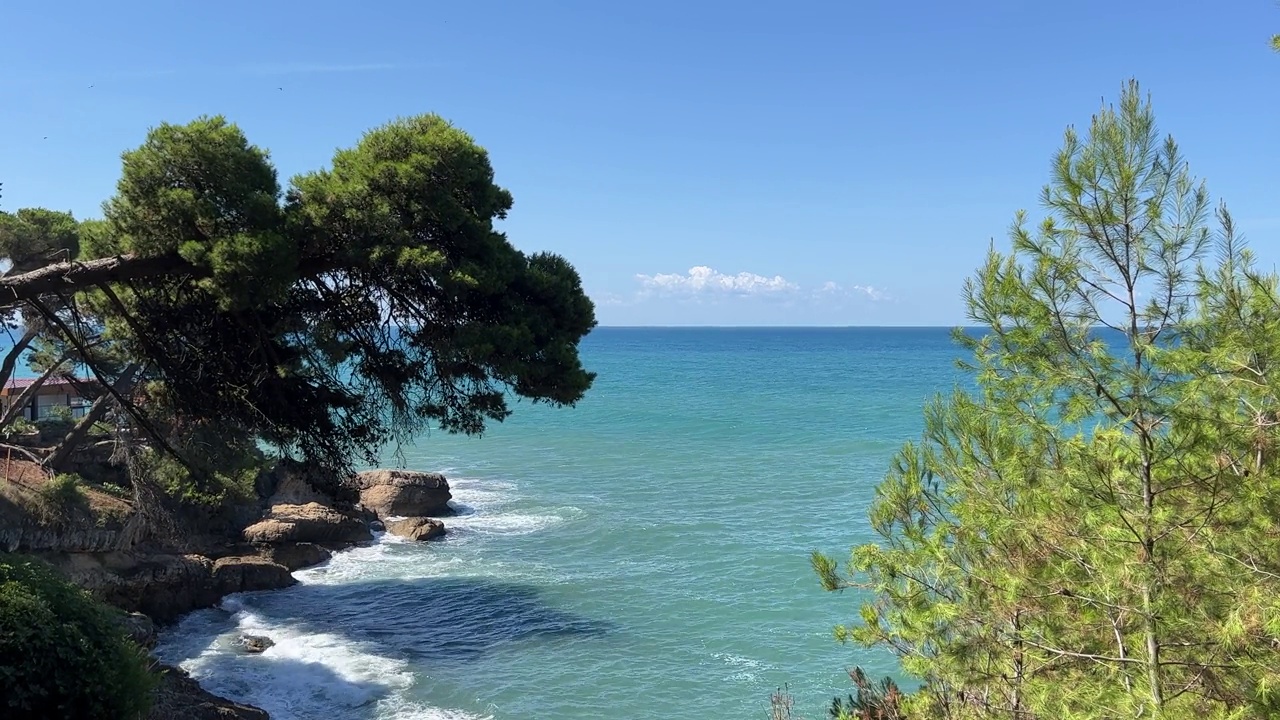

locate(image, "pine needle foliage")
[[814, 80, 1280, 719]]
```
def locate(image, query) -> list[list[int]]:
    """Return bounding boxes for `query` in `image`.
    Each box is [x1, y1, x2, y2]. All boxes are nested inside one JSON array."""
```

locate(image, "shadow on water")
[[158, 577, 616, 718], [236, 575, 615, 664]]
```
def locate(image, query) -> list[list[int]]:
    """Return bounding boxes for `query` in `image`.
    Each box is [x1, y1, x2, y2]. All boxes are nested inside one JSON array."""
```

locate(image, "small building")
[[0, 376, 97, 421]]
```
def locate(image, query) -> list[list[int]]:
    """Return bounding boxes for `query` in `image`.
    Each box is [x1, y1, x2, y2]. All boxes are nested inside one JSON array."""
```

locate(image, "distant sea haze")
[[151, 327, 964, 719]]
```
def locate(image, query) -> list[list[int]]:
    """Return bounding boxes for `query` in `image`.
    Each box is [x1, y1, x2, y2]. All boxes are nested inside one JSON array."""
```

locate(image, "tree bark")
[[0, 356, 68, 429], [0, 327, 37, 389], [0, 251, 344, 311], [45, 363, 141, 473], [0, 254, 201, 309]]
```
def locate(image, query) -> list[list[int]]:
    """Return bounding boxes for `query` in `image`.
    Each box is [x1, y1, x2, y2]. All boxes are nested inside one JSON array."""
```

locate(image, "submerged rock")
[[384, 516, 447, 542], [147, 663, 270, 720], [242, 502, 371, 545], [239, 634, 275, 654], [348, 469, 452, 518]]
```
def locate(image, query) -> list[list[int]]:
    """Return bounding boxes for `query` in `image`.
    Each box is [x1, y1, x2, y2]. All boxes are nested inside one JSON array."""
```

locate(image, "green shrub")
[[98, 481, 132, 499], [35, 416, 75, 442], [135, 443, 261, 508], [0, 555, 153, 719], [36, 473, 88, 515], [2, 418, 34, 437]]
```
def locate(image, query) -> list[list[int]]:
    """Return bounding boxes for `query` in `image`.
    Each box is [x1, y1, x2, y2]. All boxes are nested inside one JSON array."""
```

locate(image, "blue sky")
[[1, 1, 1277, 326]]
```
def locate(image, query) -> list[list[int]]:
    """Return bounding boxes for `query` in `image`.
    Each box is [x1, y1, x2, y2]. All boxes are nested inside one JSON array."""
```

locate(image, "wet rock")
[[384, 517, 447, 542], [260, 542, 332, 571], [147, 663, 270, 720], [239, 634, 275, 654]]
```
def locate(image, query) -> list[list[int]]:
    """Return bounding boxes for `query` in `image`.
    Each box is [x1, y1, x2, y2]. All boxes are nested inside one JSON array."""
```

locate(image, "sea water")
[[154, 327, 968, 719]]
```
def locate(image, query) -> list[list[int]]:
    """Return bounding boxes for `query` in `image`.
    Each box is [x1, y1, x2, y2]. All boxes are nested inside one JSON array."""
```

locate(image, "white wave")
[[446, 478, 518, 514], [711, 652, 776, 683], [294, 538, 456, 585], [157, 473, 569, 719], [445, 509, 579, 536], [159, 595, 489, 720], [378, 702, 493, 720]]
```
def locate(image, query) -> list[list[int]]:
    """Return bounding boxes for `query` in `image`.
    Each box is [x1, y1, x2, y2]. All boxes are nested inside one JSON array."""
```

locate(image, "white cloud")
[[851, 284, 889, 301], [816, 281, 890, 302], [622, 267, 890, 312], [635, 266, 797, 296]]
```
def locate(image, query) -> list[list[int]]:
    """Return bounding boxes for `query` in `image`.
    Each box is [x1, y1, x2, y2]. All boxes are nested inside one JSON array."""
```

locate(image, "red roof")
[[0, 376, 98, 395]]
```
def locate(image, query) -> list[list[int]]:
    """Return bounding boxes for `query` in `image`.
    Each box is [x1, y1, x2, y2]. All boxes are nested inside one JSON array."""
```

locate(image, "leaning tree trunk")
[[45, 363, 140, 473], [0, 355, 68, 429], [0, 327, 37, 390]]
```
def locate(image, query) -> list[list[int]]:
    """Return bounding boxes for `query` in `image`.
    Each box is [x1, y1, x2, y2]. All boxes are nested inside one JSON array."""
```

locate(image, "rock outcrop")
[[212, 556, 296, 595], [242, 502, 372, 545], [147, 664, 270, 720], [0, 471, 146, 554], [118, 611, 157, 649], [6, 462, 459, 719], [239, 634, 275, 654], [259, 542, 332, 571], [348, 469, 452, 518], [59, 552, 218, 623], [384, 516, 446, 542], [0, 508, 146, 553], [54, 552, 296, 623]]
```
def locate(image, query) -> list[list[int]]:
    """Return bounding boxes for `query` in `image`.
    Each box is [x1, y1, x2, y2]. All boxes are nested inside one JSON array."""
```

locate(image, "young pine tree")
[[813, 80, 1280, 719]]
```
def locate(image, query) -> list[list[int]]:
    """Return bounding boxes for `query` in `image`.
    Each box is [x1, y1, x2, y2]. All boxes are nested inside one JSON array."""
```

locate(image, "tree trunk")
[[0, 327, 37, 390], [0, 254, 197, 309], [1140, 454, 1164, 711], [44, 363, 140, 473], [0, 356, 68, 429]]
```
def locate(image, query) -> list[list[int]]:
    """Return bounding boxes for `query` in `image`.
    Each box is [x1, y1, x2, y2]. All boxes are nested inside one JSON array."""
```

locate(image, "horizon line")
[[593, 325, 974, 329]]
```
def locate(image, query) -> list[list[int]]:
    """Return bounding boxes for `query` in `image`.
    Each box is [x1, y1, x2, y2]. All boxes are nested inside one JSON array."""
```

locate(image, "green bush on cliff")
[[36, 473, 88, 513], [0, 554, 153, 719]]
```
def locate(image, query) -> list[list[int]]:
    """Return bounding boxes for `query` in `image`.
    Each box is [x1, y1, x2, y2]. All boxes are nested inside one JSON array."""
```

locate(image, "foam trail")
[[157, 584, 491, 720], [154, 473, 547, 719]]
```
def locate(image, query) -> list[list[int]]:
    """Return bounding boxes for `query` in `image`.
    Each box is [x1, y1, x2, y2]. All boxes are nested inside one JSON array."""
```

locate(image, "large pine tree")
[[814, 81, 1280, 719]]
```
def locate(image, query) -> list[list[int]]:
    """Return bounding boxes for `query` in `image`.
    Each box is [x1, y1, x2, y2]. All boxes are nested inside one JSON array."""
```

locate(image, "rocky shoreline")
[[2, 463, 456, 719]]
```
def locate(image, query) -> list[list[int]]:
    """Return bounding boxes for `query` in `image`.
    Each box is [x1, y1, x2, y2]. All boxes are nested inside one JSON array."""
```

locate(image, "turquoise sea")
[[154, 327, 968, 719]]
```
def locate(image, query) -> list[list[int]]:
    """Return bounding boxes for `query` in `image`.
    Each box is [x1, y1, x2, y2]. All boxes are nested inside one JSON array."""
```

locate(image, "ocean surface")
[[153, 327, 969, 719]]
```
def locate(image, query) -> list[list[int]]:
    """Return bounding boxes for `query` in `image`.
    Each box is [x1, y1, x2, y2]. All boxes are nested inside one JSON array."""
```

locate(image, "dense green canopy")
[[0, 114, 596, 477]]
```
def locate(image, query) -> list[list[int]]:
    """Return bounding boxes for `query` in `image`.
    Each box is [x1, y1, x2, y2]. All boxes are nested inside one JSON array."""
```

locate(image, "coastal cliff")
[[0, 460, 456, 719]]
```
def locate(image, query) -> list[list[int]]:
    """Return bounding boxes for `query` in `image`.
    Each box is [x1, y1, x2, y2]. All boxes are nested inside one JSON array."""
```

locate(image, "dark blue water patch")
[[236, 577, 615, 666]]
